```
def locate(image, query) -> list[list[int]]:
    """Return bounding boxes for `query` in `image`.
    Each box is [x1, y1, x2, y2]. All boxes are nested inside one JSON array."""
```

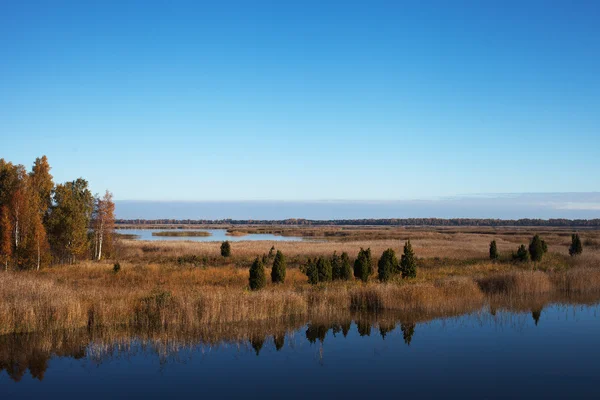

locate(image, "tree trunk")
[[14, 219, 19, 247], [97, 220, 104, 261], [36, 239, 40, 271], [97, 231, 103, 261]]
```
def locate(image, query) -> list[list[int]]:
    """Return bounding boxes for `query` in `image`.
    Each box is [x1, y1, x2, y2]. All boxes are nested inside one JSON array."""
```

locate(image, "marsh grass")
[[2, 262, 600, 335], [1, 226, 599, 335]]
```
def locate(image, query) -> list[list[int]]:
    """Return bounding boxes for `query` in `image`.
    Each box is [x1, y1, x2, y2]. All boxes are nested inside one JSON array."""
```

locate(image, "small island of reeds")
[[151, 231, 212, 237]]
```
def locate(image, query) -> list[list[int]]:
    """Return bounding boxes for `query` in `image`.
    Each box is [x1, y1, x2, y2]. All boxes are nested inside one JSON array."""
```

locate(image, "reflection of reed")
[[2, 292, 600, 382]]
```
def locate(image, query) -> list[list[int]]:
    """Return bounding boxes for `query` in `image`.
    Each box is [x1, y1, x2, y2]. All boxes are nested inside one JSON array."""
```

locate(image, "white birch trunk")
[[36, 239, 40, 271]]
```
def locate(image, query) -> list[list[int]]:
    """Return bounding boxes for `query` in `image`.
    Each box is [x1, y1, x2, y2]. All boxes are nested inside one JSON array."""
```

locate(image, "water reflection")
[[2, 292, 600, 388]]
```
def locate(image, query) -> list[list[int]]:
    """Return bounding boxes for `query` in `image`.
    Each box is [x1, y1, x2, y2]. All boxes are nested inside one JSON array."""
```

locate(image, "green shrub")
[[340, 252, 353, 281], [378, 248, 398, 282], [317, 257, 332, 283], [354, 248, 372, 282], [331, 252, 342, 280], [400, 240, 417, 279], [489, 240, 499, 261], [513, 244, 530, 262], [271, 250, 286, 283], [528, 235, 546, 262], [306, 258, 319, 285], [249, 257, 266, 290], [220, 241, 231, 257], [569, 233, 583, 256]]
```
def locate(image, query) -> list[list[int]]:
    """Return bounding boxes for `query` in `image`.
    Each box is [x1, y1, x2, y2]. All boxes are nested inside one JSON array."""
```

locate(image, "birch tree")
[[0, 205, 12, 271], [92, 191, 115, 261]]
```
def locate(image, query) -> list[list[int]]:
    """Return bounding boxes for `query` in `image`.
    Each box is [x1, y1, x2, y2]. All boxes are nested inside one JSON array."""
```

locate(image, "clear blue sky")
[[1, 0, 599, 201]]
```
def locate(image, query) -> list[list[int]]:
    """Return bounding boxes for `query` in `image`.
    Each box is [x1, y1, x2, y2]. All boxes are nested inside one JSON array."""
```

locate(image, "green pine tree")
[[513, 244, 530, 262], [400, 240, 417, 279], [306, 258, 319, 285], [340, 252, 353, 281], [220, 241, 231, 257], [317, 256, 332, 283], [331, 251, 342, 280], [569, 233, 583, 256], [528, 235, 545, 262], [489, 240, 499, 261], [249, 257, 266, 290], [378, 248, 398, 282], [271, 250, 286, 283], [354, 248, 372, 282]]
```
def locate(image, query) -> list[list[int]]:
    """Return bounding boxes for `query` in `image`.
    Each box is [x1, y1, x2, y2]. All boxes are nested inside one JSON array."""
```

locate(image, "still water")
[[116, 228, 304, 242], [2, 303, 600, 399]]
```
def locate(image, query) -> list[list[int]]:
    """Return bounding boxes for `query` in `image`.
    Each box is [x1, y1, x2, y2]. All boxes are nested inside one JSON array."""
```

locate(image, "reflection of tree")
[[28, 351, 49, 381], [250, 335, 265, 356], [331, 324, 341, 337], [0, 340, 51, 382], [341, 322, 351, 337], [356, 320, 371, 337], [400, 322, 415, 346], [305, 324, 328, 344], [379, 323, 395, 340], [273, 333, 285, 351], [531, 308, 542, 326], [0, 359, 28, 382]]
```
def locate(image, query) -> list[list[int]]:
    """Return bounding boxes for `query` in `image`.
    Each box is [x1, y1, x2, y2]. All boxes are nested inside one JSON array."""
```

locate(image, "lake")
[[3, 301, 600, 398], [116, 228, 304, 242]]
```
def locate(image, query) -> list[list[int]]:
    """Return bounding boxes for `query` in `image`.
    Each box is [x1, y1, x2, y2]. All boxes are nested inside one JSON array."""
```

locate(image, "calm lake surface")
[[116, 228, 304, 242], [3, 302, 600, 399]]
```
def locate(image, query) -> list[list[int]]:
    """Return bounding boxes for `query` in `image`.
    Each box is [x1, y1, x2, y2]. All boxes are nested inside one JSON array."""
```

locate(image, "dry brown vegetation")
[[1, 226, 599, 335]]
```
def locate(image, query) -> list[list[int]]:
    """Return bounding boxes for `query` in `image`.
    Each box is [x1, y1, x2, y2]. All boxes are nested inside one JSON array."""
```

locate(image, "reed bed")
[[2, 263, 600, 335], [2, 226, 599, 335]]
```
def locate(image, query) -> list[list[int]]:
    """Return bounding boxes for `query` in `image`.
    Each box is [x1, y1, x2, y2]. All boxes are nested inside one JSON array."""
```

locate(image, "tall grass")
[[2, 264, 600, 335], [2, 226, 599, 335]]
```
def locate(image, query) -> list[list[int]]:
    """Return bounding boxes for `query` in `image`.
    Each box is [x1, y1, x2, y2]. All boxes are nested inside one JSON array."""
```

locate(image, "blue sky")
[[1, 1, 599, 202]]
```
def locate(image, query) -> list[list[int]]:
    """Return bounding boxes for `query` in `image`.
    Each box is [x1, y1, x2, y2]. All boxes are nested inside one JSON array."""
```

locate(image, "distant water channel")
[[116, 229, 304, 242], [3, 302, 600, 398]]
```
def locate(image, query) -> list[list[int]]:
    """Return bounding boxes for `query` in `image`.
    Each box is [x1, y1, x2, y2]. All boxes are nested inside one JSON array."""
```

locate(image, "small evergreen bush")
[[400, 240, 417, 279], [249, 257, 266, 290], [569, 233, 583, 256], [354, 248, 372, 282], [271, 250, 286, 283], [220, 241, 231, 257], [340, 252, 353, 281], [489, 240, 499, 261], [378, 248, 398, 282], [513, 244, 530, 262], [528, 235, 546, 262]]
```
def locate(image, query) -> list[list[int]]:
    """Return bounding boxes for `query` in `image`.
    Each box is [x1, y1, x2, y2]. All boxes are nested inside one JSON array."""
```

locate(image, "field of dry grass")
[[1, 226, 599, 335]]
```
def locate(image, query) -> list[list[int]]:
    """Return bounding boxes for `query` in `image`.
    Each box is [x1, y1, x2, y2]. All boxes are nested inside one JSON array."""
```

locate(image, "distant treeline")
[[117, 218, 600, 227]]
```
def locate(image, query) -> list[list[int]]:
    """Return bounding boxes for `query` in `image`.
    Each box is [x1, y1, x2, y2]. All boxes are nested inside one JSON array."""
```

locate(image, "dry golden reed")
[[1, 226, 599, 335]]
